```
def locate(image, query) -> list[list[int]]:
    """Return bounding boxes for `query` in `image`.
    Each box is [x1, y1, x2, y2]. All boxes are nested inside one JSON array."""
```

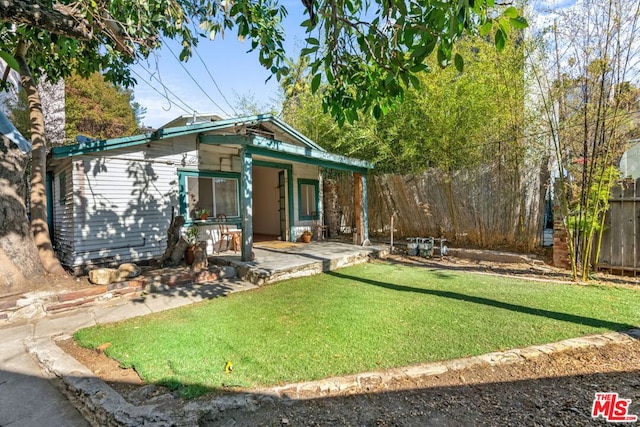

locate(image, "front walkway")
[[214, 240, 388, 285]]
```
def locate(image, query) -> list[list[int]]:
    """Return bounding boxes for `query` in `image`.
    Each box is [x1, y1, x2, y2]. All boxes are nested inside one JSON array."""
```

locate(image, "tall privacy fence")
[[324, 163, 546, 251], [596, 178, 640, 274]]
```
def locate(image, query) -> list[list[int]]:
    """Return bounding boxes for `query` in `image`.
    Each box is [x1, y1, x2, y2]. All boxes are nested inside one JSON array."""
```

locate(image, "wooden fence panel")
[[599, 188, 614, 266], [327, 163, 544, 251], [596, 179, 640, 273], [622, 183, 636, 269]]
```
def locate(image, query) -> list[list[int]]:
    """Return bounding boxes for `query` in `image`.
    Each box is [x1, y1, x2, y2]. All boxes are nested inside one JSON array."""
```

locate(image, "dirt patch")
[[200, 340, 640, 426], [1, 274, 91, 300], [57, 338, 147, 396]]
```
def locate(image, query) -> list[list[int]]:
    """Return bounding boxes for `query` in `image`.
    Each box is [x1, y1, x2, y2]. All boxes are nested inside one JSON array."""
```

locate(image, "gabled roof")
[[160, 113, 225, 128], [51, 114, 327, 158]]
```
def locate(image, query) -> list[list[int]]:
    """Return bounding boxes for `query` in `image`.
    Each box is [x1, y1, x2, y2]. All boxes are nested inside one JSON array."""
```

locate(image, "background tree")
[[529, 0, 640, 280], [65, 72, 140, 140], [283, 33, 535, 246], [283, 34, 528, 174]]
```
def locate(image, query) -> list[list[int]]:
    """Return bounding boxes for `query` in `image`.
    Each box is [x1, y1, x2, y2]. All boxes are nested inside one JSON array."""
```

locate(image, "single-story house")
[[47, 114, 373, 270]]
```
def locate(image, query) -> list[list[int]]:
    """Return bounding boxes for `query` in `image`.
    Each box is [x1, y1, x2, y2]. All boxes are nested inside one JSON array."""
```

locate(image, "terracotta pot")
[[185, 246, 196, 265], [199, 213, 208, 221], [301, 233, 312, 243]]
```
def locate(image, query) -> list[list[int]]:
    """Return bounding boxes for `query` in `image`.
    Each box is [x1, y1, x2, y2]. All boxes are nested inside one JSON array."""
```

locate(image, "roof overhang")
[[199, 134, 373, 173], [50, 114, 373, 172]]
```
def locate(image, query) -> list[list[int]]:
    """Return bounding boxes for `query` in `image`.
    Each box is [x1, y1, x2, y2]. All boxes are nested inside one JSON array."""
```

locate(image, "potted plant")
[[184, 225, 199, 265], [300, 229, 313, 243], [196, 209, 210, 221]]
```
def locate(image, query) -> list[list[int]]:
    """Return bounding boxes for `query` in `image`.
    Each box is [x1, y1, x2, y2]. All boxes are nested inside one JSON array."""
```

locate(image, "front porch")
[[212, 240, 389, 286]]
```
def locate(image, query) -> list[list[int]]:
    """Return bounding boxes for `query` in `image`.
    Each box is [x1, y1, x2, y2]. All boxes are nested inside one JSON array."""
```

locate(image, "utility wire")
[[192, 44, 239, 116], [130, 66, 196, 116], [163, 41, 231, 116]]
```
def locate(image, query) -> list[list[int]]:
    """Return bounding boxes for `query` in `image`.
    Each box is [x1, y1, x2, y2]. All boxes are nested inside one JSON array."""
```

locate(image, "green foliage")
[[0, 0, 288, 93], [65, 73, 139, 140], [566, 166, 620, 236], [302, 0, 527, 124], [530, 0, 640, 279], [283, 34, 527, 174], [183, 225, 199, 246], [0, 0, 526, 124], [74, 262, 640, 398]]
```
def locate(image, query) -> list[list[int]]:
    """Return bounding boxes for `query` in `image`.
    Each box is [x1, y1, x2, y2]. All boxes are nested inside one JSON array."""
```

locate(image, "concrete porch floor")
[[211, 240, 389, 286]]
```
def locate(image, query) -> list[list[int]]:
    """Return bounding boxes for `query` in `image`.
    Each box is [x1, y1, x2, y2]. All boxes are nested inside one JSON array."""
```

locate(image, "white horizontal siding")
[[184, 223, 241, 255], [69, 140, 184, 267], [52, 160, 75, 266], [199, 144, 241, 172]]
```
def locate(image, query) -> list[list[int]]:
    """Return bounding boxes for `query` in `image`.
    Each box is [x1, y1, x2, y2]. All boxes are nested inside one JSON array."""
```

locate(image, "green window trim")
[[297, 178, 319, 221], [178, 170, 241, 223]]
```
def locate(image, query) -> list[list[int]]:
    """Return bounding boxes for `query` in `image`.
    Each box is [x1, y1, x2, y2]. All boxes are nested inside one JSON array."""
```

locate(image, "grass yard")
[[74, 262, 640, 398]]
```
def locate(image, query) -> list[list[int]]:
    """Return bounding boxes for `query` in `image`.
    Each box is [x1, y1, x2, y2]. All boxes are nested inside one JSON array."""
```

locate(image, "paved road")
[[0, 323, 88, 426]]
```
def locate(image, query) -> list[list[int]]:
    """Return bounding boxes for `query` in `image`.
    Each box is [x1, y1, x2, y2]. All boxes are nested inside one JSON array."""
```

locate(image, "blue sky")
[[132, 1, 308, 128], [132, 0, 577, 129]]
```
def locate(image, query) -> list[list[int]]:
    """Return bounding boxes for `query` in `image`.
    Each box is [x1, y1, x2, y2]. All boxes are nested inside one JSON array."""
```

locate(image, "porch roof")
[[50, 114, 374, 172]]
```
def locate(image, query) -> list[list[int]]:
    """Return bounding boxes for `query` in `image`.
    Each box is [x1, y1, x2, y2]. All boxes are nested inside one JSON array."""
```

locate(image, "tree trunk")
[[0, 135, 44, 288], [159, 213, 185, 266], [16, 41, 66, 276], [0, 0, 92, 40]]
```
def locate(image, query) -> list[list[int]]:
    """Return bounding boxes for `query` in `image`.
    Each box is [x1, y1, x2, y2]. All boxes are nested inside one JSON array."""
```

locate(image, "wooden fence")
[[597, 178, 640, 274], [324, 162, 546, 251]]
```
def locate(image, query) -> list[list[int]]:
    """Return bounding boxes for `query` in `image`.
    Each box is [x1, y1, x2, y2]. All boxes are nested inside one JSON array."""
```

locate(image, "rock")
[[127, 384, 158, 403], [118, 263, 141, 280], [89, 268, 119, 285], [218, 266, 237, 279], [96, 342, 112, 354]]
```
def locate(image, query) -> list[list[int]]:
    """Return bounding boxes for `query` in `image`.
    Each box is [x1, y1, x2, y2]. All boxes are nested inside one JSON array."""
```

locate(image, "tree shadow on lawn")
[[325, 271, 638, 332]]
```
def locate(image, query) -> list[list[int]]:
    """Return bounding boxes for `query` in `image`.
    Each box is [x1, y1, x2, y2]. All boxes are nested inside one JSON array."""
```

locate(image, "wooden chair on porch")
[[311, 211, 328, 240], [216, 214, 242, 253]]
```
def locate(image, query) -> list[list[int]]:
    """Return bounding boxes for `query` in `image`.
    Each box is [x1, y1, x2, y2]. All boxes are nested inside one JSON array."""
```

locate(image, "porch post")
[[362, 172, 369, 242], [354, 172, 365, 245], [240, 148, 253, 261]]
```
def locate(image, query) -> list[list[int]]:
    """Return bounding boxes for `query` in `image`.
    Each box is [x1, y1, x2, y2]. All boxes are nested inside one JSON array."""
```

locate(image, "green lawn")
[[74, 262, 640, 398]]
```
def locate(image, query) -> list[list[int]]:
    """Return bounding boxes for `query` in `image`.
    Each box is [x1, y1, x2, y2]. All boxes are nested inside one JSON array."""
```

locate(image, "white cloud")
[[534, 0, 577, 11]]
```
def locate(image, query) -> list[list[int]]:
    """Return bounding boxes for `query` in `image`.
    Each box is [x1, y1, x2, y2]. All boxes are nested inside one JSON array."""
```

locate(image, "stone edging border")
[[27, 329, 640, 426]]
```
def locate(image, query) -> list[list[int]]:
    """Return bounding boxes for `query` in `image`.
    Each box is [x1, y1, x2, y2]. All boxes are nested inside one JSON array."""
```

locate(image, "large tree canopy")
[[65, 72, 140, 140], [283, 33, 527, 173], [0, 0, 526, 121]]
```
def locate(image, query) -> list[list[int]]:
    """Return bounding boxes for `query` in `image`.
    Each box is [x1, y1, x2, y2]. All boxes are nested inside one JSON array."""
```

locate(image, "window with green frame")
[[298, 178, 319, 220], [180, 171, 240, 220]]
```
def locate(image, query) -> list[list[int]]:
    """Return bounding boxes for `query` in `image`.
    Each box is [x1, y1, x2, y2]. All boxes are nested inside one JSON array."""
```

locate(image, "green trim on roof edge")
[[200, 134, 373, 171], [51, 114, 324, 159]]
